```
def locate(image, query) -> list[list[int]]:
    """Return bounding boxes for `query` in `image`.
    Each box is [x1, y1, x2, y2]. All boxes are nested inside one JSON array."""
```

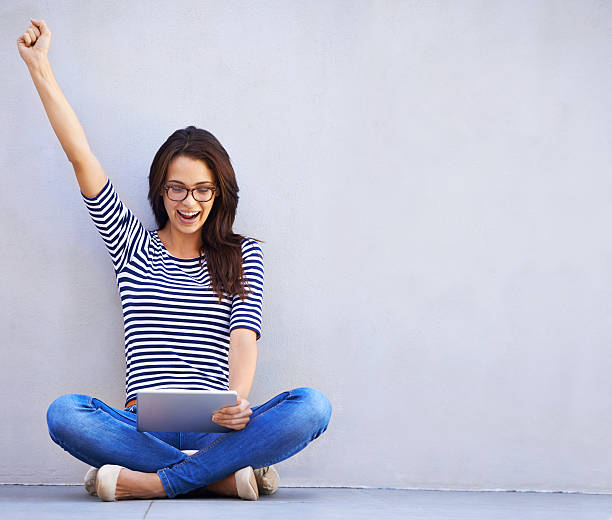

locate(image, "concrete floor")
[[1, 485, 612, 519]]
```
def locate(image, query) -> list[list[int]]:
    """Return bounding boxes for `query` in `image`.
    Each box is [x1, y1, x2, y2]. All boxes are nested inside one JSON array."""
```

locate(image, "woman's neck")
[[158, 226, 203, 259]]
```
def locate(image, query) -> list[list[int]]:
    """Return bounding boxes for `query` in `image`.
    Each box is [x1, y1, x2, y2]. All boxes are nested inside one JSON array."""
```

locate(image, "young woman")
[[18, 19, 332, 502]]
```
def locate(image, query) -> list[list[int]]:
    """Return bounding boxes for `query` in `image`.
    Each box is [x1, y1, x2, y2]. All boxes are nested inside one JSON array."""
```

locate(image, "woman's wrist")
[[233, 390, 248, 401], [26, 56, 52, 79]]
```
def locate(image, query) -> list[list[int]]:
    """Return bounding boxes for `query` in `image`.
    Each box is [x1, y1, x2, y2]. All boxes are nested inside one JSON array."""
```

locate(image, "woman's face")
[[162, 155, 217, 235]]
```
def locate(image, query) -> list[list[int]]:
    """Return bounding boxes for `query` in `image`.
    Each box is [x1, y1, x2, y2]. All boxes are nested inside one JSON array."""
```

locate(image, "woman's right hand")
[[17, 19, 51, 67]]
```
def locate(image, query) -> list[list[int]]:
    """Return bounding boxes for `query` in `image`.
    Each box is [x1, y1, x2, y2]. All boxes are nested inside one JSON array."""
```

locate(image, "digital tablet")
[[136, 389, 238, 433]]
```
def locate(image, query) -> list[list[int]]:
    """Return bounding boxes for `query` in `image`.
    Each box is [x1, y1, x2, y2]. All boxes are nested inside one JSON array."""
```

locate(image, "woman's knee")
[[290, 387, 332, 433], [46, 393, 90, 441]]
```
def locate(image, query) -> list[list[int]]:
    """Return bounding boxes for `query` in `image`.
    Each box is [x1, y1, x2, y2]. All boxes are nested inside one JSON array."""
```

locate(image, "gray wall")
[[2, 1, 612, 492]]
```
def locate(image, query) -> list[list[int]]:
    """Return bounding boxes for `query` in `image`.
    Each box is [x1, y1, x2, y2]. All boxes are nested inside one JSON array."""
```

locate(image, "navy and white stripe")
[[81, 177, 264, 407]]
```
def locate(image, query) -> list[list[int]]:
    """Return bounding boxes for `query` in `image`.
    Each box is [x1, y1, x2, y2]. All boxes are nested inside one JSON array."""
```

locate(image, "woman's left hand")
[[212, 396, 252, 430]]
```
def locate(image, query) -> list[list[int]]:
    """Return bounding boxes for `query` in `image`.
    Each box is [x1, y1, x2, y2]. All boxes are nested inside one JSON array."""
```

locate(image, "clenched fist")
[[17, 19, 51, 67]]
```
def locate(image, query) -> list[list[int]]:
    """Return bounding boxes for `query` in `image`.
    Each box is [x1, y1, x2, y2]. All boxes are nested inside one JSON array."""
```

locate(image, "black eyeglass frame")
[[162, 184, 217, 203]]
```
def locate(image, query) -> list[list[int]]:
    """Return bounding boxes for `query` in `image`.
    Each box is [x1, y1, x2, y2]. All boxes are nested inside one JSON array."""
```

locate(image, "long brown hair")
[[147, 126, 262, 303]]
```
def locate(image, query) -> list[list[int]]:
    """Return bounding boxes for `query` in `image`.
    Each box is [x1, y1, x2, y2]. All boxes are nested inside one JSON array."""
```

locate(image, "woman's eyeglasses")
[[163, 184, 216, 202]]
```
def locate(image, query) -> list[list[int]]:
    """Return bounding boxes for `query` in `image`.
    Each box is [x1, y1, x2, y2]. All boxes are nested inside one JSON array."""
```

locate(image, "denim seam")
[[166, 389, 293, 472], [158, 468, 177, 498], [167, 431, 231, 471]]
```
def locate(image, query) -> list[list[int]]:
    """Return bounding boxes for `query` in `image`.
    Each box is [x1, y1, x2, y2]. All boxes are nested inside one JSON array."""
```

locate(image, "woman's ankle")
[[205, 473, 238, 497]]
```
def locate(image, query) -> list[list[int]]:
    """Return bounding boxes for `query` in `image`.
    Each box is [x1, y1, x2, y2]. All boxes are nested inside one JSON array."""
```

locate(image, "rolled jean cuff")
[[157, 468, 177, 498]]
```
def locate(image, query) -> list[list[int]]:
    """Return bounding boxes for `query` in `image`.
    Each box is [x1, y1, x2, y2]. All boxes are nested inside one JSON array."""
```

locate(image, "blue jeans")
[[46, 387, 332, 498]]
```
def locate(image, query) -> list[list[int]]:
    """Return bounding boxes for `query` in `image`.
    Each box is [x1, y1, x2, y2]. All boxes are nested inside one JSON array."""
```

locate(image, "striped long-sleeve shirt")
[[81, 177, 264, 407]]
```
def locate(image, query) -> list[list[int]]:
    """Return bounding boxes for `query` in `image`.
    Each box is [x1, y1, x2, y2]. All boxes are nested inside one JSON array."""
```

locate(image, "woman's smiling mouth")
[[177, 209, 201, 223]]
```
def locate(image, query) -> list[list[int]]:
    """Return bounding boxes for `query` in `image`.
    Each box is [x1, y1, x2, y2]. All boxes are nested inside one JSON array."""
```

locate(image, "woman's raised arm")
[[17, 18, 107, 198]]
